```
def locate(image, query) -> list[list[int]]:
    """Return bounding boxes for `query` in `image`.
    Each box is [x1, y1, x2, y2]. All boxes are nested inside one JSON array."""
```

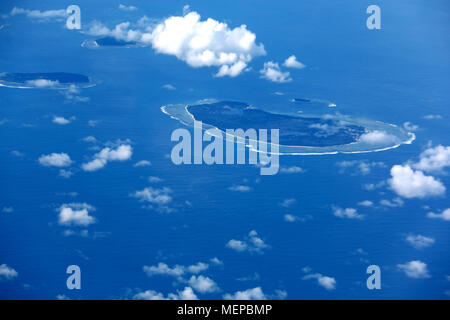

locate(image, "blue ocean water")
[[0, 0, 449, 299]]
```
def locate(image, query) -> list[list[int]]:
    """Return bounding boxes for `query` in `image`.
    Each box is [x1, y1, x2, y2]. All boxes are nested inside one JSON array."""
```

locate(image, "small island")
[[186, 101, 365, 147]]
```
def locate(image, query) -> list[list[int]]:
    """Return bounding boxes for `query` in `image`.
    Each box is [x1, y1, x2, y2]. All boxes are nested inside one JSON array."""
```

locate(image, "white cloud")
[[223, 287, 266, 300], [379, 197, 404, 208], [182, 5, 191, 15], [302, 273, 336, 290], [337, 160, 385, 175], [143, 262, 185, 277], [0, 264, 18, 280], [388, 165, 445, 199], [39, 153, 72, 167], [82, 144, 132, 171], [284, 214, 298, 222], [58, 203, 96, 227], [358, 200, 373, 207], [10, 7, 67, 19], [2, 206, 13, 213], [134, 160, 151, 167], [226, 239, 248, 252], [188, 275, 219, 293], [148, 176, 162, 183], [226, 230, 269, 254], [162, 84, 176, 90], [52, 116, 73, 125], [423, 114, 442, 120], [427, 208, 450, 221], [359, 130, 398, 145], [134, 287, 198, 300], [143, 261, 212, 279], [283, 55, 305, 69], [86, 11, 265, 77], [119, 4, 138, 11], [405, 235, 435, 249], [82, 136, 98, 143], [228, 185, 251, 192], [59, 169, 74, 178], [260, 61, 291, 83], [279, 198, 296, 208], [210, 257, 223, 265], [25, 79, 60, 88], [412, 145, 450, 173], [187, 262, 209, 274], [397, 260, 430, 279], [132, 187, 172, 206], [403, 122, 418, 131], [332, 206, 363, 219], [279, 166, 304, 174]]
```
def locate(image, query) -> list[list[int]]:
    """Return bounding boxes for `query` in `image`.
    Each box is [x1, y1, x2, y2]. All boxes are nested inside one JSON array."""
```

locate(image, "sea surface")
[[0, 0, 449, 299]]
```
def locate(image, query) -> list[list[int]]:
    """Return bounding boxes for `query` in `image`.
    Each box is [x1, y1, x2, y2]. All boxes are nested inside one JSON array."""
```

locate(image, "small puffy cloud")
[[412, 145, 450, 173], [337, 160, 385, 175], [134, 287, 198, 300], [423, 114, 442, 120], [59, 169, 74, 178], [332, 206, 363, 219], [226, 240, 248, 252], [52, 116, 73, 125], [58, 203, 96, 227], [223, 287, 266, 300], [143, 261, 211, 278], [188, 275, 219, 293], [283, 214, 311, 223], [187, 262, 209, 274], [0, 264, 18, 280], [151, 12, 265, 77], [279, 198, 296, 208], [358, 200, 373, 207], [134, 160, 151, 167], [9, 7, 67, 19], [228, 185, 251, 192], [88, 120, 99, 127], [26, 79, 60, 88], [162, 84, 176, 90], [148, 176, 162, 183], [379, 197, 404, 208], [226, 230, 269, 254], [210, 257, 223, 265], [2, 206, 13, 213], [82, 136, 98, 143], [359, 130, 398, 145], [427, 208, 450, 221], [39, 153, 72, 167], [260, 61, 291, 83], [143, 262, 185, 277], [302, 272, 336, 290], [279, 166, 304, 174], [283, 55, 305, 69], [362, 180, 386, 191], [403, 122, 418, 131], [388, 165, 445, 199], [132, 186, 172, 206], [10, 150, 24, 157], [405, 235, 435, 249], [82, 144, 132, 171], [397, 260, 430, 279], [284, 214, 298, 222], [118, 4, 138, 11]]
